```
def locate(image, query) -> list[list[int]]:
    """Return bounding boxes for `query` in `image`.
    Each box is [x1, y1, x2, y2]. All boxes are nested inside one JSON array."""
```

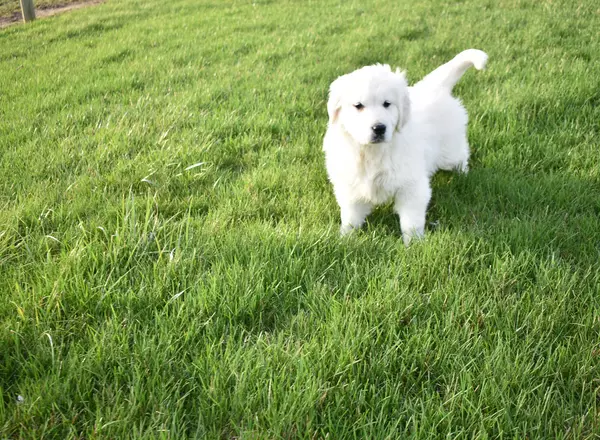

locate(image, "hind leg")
[[453, 135, 470, 173], [429, 96, 471, 174], [433, 95, 471, 175], [436, 135, 470, 174]]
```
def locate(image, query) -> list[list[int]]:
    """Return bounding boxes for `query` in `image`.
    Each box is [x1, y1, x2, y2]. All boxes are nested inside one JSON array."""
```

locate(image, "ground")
[[0, 0, 92, 25], [1, 0, 599, 438]]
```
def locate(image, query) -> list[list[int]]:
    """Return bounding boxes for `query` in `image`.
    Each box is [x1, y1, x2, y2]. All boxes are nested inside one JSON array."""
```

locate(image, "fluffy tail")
[[416, 49, 488, 92]]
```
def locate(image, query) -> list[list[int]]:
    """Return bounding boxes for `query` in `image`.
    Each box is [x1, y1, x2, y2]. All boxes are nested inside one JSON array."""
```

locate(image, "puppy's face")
[[327, 65, 411, 145]]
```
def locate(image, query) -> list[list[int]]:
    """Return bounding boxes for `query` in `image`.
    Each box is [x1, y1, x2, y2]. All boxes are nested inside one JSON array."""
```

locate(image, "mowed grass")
[[1, 0, 600, 437]]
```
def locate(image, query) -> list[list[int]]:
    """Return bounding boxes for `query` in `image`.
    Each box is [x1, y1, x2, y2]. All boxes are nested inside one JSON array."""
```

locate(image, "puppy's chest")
[[351, 152, 396, 204]]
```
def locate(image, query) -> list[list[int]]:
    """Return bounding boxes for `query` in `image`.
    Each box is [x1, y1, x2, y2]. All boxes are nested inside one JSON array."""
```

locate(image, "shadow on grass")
[[363, 166, 600, 265]]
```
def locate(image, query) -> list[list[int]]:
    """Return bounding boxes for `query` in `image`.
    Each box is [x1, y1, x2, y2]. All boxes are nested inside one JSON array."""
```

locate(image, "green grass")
[[1, 0, 600, 438], [0, 0, 83, 18]]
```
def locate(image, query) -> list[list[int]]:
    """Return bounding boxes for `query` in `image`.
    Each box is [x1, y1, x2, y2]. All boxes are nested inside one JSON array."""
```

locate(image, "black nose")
[[372, 124, 386, 136]]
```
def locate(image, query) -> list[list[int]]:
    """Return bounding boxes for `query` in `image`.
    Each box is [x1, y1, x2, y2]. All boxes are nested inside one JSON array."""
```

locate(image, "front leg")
[[339, 200, 373, 235], [394, 179, 432, 245]]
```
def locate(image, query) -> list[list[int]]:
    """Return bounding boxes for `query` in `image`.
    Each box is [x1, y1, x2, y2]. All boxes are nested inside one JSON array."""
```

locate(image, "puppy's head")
[[327, 64, 411, 145]]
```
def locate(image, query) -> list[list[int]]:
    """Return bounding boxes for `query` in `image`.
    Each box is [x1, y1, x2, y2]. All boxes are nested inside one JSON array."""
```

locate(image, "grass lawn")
[[1, 0, 599, 437]]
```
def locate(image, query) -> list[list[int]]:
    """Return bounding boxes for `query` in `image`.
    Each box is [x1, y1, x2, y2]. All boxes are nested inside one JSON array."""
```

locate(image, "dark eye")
[[353, 103, 364, 110], [383, 101, 391, 108]]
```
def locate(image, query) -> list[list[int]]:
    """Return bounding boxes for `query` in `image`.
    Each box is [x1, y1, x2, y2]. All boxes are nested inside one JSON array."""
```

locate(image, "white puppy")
[[323, 49, 488, 244]]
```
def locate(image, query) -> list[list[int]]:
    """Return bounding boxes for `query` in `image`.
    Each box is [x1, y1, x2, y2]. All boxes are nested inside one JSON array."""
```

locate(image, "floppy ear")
[[327, 76, 345, 125], [394, 69, 411, 132]]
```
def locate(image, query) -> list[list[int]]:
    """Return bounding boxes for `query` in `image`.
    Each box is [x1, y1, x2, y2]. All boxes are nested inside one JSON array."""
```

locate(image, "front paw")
[[402, 229, 425, 246], [457, 162, 469, 174]]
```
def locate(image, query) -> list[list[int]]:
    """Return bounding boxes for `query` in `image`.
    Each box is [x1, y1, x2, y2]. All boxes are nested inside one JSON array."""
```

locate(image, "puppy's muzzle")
[[371, 123, 387, 143]]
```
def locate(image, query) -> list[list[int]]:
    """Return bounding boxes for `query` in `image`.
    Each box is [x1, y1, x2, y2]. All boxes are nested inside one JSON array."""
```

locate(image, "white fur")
[[323, 49, 488, 245]]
